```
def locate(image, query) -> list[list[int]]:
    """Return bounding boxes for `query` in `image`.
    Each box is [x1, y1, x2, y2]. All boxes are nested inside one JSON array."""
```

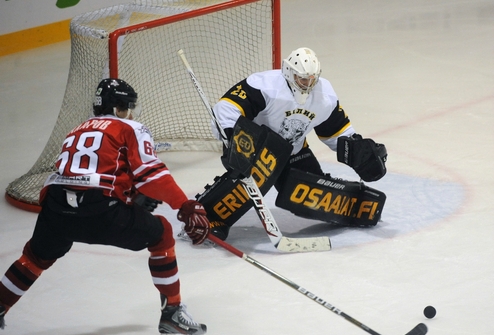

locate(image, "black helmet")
[[93, 78, 138, 116]]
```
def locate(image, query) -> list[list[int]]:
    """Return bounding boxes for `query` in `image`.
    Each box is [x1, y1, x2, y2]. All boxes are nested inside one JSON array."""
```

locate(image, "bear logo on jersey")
[[278, 118, 309, 144]]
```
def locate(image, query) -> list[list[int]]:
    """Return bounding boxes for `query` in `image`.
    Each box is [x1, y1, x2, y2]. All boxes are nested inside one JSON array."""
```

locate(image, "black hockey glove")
[[219, 127, 246, 179], [220, 128, 247, 179], [337, 134, 387, 182], [221, 123, 258, 180], [133, 193, 162, 212]]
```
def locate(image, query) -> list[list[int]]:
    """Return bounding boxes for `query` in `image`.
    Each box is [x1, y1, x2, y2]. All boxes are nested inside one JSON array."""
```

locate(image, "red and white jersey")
[[42, 115, 187, 209], [213, 69, 356, 154]]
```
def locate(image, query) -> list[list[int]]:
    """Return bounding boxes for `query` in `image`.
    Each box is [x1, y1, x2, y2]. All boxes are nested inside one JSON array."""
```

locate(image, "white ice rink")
[[1, 0, 493, 334]]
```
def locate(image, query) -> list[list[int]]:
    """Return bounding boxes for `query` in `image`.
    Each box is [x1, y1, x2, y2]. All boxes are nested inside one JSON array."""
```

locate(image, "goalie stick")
[[178, 49, 331, 252], [208, 234, 428, 335]]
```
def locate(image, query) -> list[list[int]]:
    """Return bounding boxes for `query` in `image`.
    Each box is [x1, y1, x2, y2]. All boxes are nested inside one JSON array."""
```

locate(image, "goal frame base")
[[5, 193, 41, 213]]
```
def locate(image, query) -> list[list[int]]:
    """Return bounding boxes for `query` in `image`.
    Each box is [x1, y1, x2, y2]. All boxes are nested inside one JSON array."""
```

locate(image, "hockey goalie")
[[194, 47, 388, 241]]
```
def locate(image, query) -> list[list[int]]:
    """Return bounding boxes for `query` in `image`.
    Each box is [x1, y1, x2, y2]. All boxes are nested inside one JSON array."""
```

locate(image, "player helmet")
[[93, 78, 141, 118], [282, 47, 321, 105]]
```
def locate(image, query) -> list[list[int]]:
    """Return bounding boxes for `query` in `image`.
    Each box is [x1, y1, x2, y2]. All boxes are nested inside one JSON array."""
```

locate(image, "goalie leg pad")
[[275, 169, 386, 226], [196, 173, 252, 227]]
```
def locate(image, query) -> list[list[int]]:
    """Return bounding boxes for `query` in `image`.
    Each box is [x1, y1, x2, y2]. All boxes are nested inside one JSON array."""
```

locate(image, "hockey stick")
[[178, 49, 331, 252], [208, 234, 428, 335]]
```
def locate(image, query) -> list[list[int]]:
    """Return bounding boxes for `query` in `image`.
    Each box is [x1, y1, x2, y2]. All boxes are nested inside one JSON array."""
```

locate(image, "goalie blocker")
[[275, 169, 386, 226]]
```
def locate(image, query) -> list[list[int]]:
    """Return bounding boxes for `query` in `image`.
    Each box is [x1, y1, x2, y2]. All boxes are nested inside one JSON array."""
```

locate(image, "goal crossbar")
[[109, 0, 281, 78]]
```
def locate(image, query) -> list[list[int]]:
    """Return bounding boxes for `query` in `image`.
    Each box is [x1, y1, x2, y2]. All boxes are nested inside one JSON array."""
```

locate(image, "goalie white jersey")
[[213, 69, 356, 154]]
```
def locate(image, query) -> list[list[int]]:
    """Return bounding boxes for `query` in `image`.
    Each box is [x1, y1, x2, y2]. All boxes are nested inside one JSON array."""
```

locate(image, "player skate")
[[159, 298, 207, 334]]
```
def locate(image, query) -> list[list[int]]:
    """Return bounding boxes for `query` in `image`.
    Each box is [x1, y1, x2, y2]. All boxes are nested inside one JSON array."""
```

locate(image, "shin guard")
[[0, 241, 55, 309], [148, 216, 180, 305]]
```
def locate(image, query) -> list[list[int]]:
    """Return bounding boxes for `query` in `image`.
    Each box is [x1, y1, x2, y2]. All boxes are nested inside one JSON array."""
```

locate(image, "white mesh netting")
[[6, 0, 278, 208]]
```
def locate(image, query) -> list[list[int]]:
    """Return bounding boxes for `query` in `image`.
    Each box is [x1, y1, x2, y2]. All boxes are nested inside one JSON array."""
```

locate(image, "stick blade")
[[277, 236, 331, 252], [405, 323, 428, 335]]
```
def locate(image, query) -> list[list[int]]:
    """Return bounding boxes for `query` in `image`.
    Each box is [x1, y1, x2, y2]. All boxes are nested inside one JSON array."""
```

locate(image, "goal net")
[[5, 0, 281, 211]]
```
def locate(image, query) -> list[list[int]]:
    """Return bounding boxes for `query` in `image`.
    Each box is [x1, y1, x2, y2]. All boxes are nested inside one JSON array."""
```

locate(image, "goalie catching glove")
[[337, 134, 387, 182], [177, 200, 211, 245]]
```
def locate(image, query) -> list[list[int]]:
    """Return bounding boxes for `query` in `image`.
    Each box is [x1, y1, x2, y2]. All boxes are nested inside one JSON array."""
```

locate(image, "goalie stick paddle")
[[177, 49, 331, 253], [208, 234, 428, 335]]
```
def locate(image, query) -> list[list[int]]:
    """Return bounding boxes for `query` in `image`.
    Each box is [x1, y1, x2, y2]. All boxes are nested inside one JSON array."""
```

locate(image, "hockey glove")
[[220, 127, 250, 179], [134, 193, 162, 212], [177, 200, 211, 245], [337, 134, 387, 182]]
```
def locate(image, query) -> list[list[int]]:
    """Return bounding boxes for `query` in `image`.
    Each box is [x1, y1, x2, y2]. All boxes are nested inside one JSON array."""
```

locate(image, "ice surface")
[[0, 1, 493, 334]]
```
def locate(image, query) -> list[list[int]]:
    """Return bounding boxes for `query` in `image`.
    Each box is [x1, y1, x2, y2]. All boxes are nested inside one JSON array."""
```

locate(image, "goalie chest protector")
[[275, 169, 386, 226]]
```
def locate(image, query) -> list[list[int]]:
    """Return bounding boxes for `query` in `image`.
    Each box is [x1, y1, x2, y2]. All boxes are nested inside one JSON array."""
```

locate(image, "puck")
[[423, 306, 436, 319]]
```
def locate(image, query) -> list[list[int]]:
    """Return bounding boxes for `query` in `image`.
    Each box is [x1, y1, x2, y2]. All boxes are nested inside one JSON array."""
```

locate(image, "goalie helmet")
[[93, 78, 141, 118], [282, 47, 321, 105]]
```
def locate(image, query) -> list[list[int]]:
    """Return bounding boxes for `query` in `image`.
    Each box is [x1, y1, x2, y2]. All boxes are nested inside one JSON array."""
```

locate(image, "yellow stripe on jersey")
[[317, 122, 352, 140], [220, 97, 246, 117]]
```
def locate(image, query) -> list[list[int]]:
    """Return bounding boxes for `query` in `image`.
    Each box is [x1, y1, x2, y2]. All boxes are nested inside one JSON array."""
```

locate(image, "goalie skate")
[[159, 303, 207, 334]]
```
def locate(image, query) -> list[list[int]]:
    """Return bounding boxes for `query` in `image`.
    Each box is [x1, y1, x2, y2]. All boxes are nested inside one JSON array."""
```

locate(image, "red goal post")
[[5, 0, 281, 212]]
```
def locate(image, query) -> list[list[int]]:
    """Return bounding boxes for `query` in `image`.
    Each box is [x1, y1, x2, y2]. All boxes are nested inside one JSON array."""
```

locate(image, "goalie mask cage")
[[5, 0, 281, 212]]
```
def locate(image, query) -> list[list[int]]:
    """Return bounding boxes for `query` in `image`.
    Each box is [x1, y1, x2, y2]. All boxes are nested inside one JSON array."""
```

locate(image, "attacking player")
[[0, 79, 209, 334], [192, 47, 388, 241]]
